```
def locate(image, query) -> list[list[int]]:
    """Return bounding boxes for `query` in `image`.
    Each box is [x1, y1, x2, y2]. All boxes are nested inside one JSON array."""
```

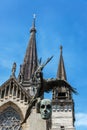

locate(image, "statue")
[[11, 62, 16, 77], [8, 56, 77, 129], [40, 99, 52, 120], [20, 56, 77, 125]]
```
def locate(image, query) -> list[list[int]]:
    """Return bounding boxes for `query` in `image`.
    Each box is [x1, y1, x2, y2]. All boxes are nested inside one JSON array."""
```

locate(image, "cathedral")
[[0, 17, 76, 130]]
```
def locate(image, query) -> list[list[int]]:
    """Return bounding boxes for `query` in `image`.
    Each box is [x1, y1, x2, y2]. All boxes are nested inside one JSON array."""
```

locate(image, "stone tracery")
[[0, 106, 22, 130]]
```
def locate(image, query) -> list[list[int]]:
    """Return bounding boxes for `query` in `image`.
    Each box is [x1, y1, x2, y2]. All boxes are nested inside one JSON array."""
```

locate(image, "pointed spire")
[[20, 15, 38, 81], [57, 46, 67, 80]]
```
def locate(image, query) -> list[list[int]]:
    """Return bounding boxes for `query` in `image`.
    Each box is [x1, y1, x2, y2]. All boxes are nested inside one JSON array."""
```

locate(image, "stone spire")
[[57, 46, 67, 80], [21, 15, 38, 81]]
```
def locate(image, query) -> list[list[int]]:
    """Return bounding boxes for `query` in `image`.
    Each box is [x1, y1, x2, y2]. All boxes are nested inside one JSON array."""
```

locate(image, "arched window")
[[0, 106, 22, 130]]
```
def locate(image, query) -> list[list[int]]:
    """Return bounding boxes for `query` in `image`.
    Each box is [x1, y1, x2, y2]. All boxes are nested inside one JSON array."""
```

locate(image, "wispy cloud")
[[75, 113, 87, 127]]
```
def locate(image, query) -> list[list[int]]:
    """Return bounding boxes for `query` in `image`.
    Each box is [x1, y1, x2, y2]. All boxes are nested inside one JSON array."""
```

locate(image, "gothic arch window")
[[0, 106, 22, 130]]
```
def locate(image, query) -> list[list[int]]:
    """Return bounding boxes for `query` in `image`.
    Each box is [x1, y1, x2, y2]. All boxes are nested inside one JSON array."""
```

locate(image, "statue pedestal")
[[24, 109, 47, 130]]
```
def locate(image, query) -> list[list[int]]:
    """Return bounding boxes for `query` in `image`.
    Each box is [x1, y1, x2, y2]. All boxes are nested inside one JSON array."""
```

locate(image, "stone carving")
[[11, 62, 16, 77]]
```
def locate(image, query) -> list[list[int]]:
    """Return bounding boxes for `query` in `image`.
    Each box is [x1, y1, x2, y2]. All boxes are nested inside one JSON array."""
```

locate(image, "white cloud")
[[75, 113, 87, 127]]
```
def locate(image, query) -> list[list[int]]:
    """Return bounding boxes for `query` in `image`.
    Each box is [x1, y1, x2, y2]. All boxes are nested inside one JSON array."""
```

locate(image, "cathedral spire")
[[57, 46, 67, 80], [20, 15, 38, 81]]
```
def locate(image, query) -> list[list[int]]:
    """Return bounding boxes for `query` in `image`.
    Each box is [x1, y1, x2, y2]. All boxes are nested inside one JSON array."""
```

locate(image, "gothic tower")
[[52, 46, 75, 130]]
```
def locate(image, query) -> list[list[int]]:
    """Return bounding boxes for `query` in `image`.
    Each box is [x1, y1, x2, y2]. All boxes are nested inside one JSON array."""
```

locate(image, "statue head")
[[40, 99, 52, 120]]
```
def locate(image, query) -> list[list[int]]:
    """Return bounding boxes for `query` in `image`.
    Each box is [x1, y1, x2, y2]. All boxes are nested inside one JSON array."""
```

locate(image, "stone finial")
[[18, 65, 24, 83], [11, 62, 16, 77]]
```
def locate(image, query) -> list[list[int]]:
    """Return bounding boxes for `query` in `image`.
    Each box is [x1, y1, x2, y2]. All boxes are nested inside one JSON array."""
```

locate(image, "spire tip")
[[60, 45, 63, 50], [60, 45, 63, 54], [30, 14, 36, 33], [33, 14, 36, 19]]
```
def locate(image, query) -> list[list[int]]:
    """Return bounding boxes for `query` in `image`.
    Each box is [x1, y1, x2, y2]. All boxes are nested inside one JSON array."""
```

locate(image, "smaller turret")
[[52, 46, 75, 130]]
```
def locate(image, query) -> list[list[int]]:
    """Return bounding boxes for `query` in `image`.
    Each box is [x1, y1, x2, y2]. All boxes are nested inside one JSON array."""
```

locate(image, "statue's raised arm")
[[36, 56, 53, 72], [21, 56, 53, 125]]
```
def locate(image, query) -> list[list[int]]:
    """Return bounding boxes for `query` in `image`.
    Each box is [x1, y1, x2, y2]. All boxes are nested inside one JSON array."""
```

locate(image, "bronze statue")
[[21, 56, 77, 125]]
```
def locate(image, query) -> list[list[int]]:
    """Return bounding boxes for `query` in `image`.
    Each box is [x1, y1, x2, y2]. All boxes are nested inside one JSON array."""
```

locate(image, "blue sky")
[[0, 0, 87, 130]]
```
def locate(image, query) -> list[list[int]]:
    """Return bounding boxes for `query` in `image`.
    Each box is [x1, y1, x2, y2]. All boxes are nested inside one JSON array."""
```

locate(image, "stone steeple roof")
[[20, 16, 38, 81], [57, 46, 67, 80]]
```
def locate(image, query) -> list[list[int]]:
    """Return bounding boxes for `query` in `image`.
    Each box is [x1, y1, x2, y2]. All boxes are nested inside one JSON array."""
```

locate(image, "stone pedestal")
[[24, 109, 47, 130]]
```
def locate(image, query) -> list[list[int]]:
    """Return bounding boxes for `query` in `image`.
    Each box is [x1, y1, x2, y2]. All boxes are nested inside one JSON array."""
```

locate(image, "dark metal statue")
[[20, 56, 77, 126]]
